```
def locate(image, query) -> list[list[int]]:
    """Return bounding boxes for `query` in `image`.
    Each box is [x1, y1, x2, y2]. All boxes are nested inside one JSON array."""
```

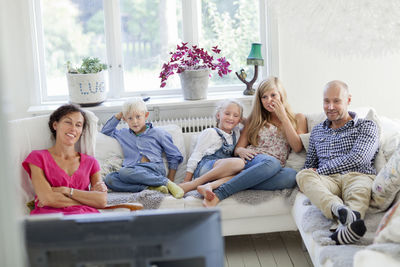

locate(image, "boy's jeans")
[[104, 162, 168, 192], [214, 154, 297, 201]]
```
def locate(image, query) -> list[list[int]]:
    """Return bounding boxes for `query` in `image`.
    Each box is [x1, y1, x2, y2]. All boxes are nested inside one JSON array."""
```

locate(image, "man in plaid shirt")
[[296, 80, 379, 245]]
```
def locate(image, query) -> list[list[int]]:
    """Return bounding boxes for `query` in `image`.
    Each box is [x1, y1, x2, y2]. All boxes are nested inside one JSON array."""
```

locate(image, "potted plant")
[[66, 57, 108, 106], [159, 42, 231, 100]]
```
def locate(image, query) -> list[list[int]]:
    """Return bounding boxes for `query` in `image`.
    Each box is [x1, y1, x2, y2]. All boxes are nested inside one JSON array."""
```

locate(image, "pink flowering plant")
[[159, 42, 231, 88]]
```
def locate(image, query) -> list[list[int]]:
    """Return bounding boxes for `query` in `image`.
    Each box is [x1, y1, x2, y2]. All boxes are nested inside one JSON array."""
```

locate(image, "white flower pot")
[[179, 69, 210, 100], [66, 71, 107, 106]]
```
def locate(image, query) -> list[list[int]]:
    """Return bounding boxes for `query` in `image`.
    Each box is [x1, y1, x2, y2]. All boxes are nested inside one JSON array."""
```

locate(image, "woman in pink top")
[[22, 104, 107, 215]]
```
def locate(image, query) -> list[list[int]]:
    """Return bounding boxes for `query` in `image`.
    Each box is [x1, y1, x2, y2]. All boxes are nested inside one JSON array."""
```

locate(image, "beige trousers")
[[296, 169, 375, 219]]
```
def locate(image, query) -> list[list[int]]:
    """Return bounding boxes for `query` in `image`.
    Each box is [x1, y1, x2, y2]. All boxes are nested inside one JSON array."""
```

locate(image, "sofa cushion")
[[184, 190, 294, 220], [371, 145, 400, 211]]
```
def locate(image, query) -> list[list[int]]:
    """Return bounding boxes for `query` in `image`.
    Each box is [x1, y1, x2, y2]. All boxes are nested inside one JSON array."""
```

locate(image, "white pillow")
[[370, 144, 400, 211], [286, 150, 306, 172], [299, 133, 311, 152], [95, 132, 124, 162], [305, 112, 326, 133], [363, 108, 385, 173]]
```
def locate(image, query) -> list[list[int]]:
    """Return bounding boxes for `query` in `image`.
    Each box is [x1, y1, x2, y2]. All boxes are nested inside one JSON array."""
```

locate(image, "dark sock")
[[330, 220, 366, 245], [331, 204, 361, 225], [338, 208, 361, 225]]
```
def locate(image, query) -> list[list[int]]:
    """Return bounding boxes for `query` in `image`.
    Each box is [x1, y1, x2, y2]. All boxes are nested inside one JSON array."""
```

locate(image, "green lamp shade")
[[247, 43, 264, 66]]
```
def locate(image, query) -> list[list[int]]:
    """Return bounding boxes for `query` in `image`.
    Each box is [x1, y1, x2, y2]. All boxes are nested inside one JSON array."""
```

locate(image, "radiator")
[[151, 117, 215, 133]]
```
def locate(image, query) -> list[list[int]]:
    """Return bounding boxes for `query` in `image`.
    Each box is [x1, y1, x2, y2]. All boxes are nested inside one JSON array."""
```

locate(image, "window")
[[200, 0, 260, 86], [32, 0, 268, 103], [38, 0, 107, 100]]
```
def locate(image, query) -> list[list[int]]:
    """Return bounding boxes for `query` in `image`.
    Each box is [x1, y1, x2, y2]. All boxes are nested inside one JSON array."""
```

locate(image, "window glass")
[[41, 0, 107, 97], [200, 0, 260, 86], [120, 0, 183, 92]]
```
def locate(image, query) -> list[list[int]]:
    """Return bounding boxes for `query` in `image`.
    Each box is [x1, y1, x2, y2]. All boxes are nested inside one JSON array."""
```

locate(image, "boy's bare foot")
[[178, 181, 195, 193], [203, 195, 220, 207], [197, 184, 215, 201]]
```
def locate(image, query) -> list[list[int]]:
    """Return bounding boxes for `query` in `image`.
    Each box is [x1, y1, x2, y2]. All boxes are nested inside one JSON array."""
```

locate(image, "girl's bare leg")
[[197, 176, 234, 207], [179, 158, 244, 193]]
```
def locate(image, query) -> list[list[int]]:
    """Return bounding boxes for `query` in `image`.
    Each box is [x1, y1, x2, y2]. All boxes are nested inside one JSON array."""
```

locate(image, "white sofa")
[[11, 107, 400, 267]]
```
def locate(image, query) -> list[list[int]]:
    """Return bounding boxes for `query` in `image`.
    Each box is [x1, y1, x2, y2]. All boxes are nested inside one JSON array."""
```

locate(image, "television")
[[24, 209, 224, 267]]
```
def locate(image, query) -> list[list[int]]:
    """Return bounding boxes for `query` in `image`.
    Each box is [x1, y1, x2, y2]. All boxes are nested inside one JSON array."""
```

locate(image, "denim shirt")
[[304, 111, 379, 175], [101, 116, 183, 169]]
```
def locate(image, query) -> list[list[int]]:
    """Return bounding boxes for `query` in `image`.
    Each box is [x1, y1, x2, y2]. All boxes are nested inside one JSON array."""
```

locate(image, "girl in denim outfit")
[[179, 99, 245, 201]]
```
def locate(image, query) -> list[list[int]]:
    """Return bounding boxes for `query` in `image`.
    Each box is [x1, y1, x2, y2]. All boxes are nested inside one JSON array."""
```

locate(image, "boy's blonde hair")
[[247, 77, 297, 146], [122, 97, 148, 117], [215, 99, 244, 127]]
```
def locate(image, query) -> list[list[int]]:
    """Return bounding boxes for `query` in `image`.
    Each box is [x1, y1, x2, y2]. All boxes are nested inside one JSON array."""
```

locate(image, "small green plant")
[[67, 57, 107, 74]]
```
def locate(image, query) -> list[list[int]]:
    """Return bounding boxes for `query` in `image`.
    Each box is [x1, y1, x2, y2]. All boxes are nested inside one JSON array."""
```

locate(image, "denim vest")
[[193, 128, 237, 178]]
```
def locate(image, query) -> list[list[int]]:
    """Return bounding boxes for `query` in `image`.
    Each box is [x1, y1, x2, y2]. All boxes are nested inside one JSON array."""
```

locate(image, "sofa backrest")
[[9, 115, 53, 214]]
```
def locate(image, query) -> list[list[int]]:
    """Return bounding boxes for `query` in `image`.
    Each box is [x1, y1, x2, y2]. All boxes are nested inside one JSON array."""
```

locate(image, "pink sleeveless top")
[[22, 150, 100, 215], [247, 124, 290, 166]]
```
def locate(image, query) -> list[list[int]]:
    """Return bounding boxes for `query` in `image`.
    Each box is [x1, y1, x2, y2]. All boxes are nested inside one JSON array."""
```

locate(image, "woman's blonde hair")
[[247, 77, 297, 146], [215, 99, 244, 128]]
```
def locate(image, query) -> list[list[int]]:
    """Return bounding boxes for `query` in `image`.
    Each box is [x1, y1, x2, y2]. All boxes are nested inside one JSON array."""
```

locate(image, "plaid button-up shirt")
[[304, 111, 379, 175]]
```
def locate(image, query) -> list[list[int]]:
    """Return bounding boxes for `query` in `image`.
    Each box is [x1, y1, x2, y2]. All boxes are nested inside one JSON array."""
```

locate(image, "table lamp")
[[236, 43, 264, 95]]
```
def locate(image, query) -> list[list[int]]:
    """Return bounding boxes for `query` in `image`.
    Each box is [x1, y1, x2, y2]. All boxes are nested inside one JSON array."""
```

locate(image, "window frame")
[[31, 0, 277, 105]]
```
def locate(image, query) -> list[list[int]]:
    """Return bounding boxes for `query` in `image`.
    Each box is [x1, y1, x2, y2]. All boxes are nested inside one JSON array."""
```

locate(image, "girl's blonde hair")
[[122, 97, 148, 117], [247, 77, 297, 146], [215, 99, 244, 128]]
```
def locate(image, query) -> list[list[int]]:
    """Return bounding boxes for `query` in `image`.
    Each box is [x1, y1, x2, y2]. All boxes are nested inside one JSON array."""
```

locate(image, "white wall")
[[0, 0, 27, 265], [1, 0, 36, 120], [278, 24, 400, 119]]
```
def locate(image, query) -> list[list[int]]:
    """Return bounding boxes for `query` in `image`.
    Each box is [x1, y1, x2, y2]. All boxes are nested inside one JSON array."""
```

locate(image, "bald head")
[[324, 80, 349, 97]]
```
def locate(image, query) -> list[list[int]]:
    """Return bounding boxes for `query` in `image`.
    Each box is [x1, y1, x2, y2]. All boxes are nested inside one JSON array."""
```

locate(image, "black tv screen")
[[24, 209, 224, 267]]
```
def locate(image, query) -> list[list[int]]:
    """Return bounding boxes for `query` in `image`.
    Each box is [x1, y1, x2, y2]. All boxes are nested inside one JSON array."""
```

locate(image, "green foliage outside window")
[[42, 0, 260, 94]]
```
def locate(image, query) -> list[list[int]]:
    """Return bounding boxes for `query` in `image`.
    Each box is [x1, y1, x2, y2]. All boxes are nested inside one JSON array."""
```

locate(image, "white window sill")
[[28, 90, 254, 117]]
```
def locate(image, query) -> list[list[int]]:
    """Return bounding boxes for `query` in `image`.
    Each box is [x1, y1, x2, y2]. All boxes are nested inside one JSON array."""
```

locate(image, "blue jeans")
[[213, 154, 297, 201], [104, 162, 168, 192]]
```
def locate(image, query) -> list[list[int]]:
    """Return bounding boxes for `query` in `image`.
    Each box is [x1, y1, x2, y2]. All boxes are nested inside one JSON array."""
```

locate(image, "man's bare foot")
[[197, 184, 215, 201], [178, 181, 196, 193], [203, 196, 220, 207]]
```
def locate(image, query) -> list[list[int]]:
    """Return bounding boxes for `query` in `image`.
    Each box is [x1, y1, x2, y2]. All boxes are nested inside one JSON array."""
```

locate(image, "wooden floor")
[[224, 231, 313, 267]]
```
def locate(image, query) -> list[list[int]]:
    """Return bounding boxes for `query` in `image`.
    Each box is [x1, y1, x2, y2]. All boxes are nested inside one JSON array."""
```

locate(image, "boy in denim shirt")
[[101, 98, 184, 198]]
